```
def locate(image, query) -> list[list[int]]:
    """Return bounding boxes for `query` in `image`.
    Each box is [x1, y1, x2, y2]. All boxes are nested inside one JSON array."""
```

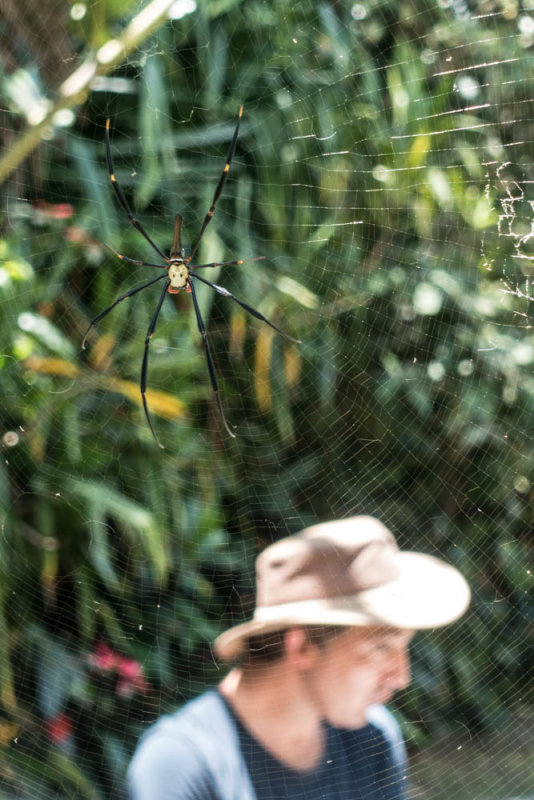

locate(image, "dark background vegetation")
[[1, 0, 534, 797]]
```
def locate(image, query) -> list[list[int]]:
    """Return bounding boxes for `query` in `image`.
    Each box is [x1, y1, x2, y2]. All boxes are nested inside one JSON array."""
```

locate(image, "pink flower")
[[117, 658, 142, 681], [34, 200, 74, 220], [87, 643, 149, 696], [117, 657, 149, 695], [87, 643, 118, 672]]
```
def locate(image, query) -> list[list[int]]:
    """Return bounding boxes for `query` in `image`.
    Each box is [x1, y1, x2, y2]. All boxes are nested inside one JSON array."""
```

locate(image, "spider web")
[[1, 0, 534, 797]]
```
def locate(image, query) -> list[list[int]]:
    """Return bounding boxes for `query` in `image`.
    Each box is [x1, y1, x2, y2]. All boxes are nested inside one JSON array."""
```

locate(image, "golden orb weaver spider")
[[82, 107, 300, 448]]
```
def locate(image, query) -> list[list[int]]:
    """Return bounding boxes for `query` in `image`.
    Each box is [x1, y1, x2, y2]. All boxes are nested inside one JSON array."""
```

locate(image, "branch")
[[0, 0, 176, 185]]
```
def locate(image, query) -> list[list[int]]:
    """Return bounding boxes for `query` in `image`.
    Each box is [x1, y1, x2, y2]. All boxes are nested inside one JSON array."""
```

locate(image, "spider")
[[82, 107, 300, 448]]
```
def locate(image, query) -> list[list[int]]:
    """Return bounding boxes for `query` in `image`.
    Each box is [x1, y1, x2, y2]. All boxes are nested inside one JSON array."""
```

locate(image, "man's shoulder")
[[127, 690, 248, 800], [137, 689, 229, 748]]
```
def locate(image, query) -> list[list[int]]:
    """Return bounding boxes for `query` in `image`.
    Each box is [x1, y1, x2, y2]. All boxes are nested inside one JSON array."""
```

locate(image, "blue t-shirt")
[[128, 690, 407, 800]]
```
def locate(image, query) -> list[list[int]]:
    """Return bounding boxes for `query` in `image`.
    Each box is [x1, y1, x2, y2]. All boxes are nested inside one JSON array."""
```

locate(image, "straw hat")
[[215, 516, 470, 660]]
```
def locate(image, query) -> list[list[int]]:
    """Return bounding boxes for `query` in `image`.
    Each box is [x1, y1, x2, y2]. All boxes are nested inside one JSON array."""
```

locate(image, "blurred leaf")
[[68, 480, 170, 585], [69, 136, 114, 243], [254, 327, 274, 412], [105, 378, 188, 421], [33, 635, 80, 719], [17, 315, 75, 359], [0, 588, 16, 712], [137, 57, 172, 209], [283, 344, 301, 392], [24, 356, 80, 378]]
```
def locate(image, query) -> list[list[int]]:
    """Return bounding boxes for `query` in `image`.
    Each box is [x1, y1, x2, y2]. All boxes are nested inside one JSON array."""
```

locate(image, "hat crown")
[[256, 516, 400, 607]]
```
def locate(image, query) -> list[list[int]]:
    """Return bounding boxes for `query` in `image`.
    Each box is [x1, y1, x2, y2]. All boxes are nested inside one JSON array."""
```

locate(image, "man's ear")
[[283, 628, 320, 669]]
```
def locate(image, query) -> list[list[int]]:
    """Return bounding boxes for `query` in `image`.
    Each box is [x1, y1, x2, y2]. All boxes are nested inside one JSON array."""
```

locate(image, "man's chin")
[[328, 711, 368, 730], [371, 692, 392, 706]]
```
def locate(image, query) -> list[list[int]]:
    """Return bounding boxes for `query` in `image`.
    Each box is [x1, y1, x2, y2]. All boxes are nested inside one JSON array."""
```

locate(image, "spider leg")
[[82, 273, 167, 350], [105, 119, 169, 262], [191, 272, 301, 343], [140, 279, 170, 449], [187, 106, 243, 264], [192, 256, 265, 270], [105, 244, 167, 270], [190, 281, 236, 439]]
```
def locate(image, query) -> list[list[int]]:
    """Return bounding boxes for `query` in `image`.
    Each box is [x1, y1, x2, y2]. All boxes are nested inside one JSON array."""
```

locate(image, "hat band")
[[253, 593, 377, 624]]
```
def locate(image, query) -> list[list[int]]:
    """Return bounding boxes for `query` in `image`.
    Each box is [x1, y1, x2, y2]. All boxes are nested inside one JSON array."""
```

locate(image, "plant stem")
[[0, 0, 176, 185]]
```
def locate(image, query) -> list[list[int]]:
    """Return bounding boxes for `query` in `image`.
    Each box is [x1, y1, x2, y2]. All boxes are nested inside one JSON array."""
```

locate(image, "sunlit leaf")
[[283, 344, 301, 392], [106, 377, 187, 420], [87, 331, 116, 371], [23, 355, 80, 377]]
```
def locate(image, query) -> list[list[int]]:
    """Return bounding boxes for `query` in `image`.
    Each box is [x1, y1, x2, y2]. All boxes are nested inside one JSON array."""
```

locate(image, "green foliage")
[[1, 0, 534, 796]]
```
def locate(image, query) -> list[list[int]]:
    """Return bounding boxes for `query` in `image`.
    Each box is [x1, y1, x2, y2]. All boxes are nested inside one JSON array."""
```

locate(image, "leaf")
[[270, 340, 295, 443], [23, 355, 80, 377], [87, 331, 116, 372], [49, 750, 105, 800], [284, 344, 301, 392], [68, 480, 170, 585], [204, 23, 229, 107], [137, 56, 171, 209], [409, 133, 431, 168], [87, 508, 121, 592], [254, 327, 274, 412], [0, 585, 16, 712], [40, 547, 59, 605], [229, 310, 246, 359], [105, 377, 188, 421], [17, 315, 75, 360], [76, 568, 98, 644], [34, 635, 79, 718], [69, 135, 114, 243]]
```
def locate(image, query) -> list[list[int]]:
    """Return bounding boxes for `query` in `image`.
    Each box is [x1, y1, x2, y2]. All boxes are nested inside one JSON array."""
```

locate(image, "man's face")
[[303, 626, 413, 729]]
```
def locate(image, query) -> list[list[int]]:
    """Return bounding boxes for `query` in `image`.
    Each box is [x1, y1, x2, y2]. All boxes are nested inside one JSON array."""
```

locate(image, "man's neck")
[[219, 666, 325, 772]]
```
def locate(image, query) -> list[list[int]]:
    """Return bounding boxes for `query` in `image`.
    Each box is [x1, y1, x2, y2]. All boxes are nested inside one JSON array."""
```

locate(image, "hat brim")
[[214, 552, 470, 660]]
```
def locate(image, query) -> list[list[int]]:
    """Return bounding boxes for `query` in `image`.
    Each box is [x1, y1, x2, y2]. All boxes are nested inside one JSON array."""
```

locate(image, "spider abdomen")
[[168, 261, 189, 293]]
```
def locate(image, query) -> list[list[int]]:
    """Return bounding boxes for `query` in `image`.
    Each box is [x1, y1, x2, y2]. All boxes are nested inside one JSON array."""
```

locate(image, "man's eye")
[[372, 642, 394, 655]]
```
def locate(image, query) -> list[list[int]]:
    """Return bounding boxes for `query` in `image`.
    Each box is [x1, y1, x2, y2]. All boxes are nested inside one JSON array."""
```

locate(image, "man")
[[128, 516, 470, 800]]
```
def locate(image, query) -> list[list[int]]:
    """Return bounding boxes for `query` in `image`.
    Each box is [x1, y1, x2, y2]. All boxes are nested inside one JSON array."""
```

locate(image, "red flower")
[[45, 712, 72, 744]]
